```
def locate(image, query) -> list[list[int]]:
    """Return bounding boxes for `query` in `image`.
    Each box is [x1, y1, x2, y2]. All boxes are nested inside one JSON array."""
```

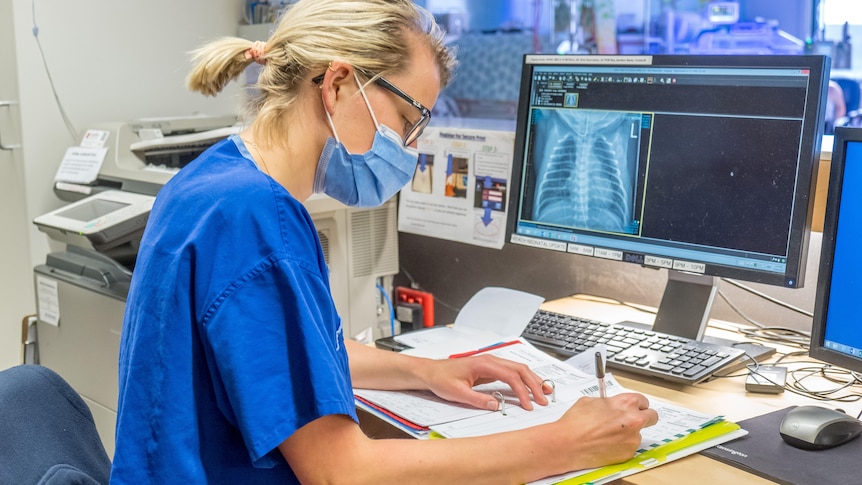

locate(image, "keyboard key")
[[526, 334, 568, 348], [649, 362, 675, 372], [683, 365, 707, 378]]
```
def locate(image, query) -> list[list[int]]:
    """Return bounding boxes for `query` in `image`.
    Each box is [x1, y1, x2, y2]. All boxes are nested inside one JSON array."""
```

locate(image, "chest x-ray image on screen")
[[530, 109, 642, 234]]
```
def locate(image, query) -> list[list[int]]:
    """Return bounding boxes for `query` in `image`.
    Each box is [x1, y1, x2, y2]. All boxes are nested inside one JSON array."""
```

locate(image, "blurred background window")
[[416, 0, 861, 133]]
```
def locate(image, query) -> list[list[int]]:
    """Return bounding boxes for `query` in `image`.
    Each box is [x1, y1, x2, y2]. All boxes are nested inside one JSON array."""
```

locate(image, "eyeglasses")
[[372, 76, 431, 146], [312, 71, 431, 146]]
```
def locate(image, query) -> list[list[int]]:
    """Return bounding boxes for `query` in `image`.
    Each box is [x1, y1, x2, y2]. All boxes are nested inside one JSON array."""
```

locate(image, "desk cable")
[[712, 351, 862, 414], [376, 282, 396, 337], [570, 290, 812, 350]]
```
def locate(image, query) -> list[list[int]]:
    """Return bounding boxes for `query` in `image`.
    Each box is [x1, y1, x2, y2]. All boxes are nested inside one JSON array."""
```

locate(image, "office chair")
[[0, 365, 111, 485], [833, 77, 861, 114], [826, 78, 862, 133]]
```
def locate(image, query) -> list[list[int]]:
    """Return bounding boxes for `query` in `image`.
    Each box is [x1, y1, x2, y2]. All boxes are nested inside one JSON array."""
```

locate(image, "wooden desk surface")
[[540, 295, 862, 485]]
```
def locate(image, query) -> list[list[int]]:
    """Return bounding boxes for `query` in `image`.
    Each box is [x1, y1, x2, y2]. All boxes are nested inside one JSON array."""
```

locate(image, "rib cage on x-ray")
[[534, 111, 637, 232]]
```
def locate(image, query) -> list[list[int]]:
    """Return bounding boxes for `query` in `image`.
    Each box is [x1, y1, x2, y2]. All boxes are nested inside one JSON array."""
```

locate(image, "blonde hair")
[[186, 0, 456, 145]]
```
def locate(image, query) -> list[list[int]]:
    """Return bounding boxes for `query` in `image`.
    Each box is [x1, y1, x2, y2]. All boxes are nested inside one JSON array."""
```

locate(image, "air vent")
[[349, 203, 398, 277], [317, 228, 331, 265]]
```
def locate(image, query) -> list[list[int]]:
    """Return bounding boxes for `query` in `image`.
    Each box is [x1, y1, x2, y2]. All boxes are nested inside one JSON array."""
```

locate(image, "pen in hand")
[[594, 351, 607, 398]]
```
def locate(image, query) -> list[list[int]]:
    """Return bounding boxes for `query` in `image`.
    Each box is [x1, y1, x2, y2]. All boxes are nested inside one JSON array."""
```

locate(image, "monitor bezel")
[[809, 127, 862, 373], [505, 54, 831, 289]]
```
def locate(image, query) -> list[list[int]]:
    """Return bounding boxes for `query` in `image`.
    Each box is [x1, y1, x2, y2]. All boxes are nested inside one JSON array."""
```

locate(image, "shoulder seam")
[[200, 252, 324, 327]]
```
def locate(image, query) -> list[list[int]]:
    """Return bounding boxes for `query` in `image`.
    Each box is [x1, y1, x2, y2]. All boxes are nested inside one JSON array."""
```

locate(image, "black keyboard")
[[522, 309, 746, 384]]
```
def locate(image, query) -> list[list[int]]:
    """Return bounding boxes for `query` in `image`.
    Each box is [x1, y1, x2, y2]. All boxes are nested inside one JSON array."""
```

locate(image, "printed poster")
[[398, 123, 515, 249]]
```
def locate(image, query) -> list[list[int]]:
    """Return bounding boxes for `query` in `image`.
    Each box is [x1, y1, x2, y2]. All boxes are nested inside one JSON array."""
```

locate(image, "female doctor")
[[110, 1, 658, 483]]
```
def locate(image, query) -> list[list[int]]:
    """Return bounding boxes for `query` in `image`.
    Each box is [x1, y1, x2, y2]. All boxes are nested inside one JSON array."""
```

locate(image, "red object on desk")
[[448, 340, 521, 359], [395, 287, 435, 328]]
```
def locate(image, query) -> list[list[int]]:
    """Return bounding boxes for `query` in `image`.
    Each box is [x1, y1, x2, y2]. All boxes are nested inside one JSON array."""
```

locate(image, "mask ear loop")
[[322, 91, 342, 145], [322, 69, 380, 144], [353, 71, 381, 130]]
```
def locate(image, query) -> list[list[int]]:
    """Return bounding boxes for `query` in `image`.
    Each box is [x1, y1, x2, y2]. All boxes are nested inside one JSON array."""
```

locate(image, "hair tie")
[[244, 41, 267, 65]]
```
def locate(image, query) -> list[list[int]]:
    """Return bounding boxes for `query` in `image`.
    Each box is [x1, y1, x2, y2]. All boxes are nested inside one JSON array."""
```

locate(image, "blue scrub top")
[[111, 136, 357, 484]]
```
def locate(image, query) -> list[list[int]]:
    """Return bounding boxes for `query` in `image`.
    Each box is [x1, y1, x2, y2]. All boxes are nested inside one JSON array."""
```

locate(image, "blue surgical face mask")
[[313, 72, 419, 208]]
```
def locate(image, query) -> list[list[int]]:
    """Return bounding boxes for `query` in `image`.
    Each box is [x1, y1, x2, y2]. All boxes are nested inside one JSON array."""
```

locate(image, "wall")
[[0, 0, 32, 371], [4, 0, 244, 367]]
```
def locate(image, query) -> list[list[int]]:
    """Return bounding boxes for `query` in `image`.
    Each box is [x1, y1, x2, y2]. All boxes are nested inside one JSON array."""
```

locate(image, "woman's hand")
[[418, 354, 552, 411], [553, 393, 659, 469]]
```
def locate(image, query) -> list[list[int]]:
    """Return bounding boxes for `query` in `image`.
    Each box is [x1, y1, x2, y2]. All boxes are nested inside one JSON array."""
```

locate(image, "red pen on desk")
[[448, 340, 521, 358]]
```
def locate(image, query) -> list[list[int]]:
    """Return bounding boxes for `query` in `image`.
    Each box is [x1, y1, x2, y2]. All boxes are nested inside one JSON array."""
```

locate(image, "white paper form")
[[430, 372, 622, 439], [433, 370, 720, 445], [394, 287, 544, 358], [427, 343, 722, 446], [355, 341, 590, 428]]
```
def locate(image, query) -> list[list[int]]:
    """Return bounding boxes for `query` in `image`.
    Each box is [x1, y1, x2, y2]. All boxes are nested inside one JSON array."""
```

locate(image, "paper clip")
[[492, 391, 507, 415], [542, 379, 557, 403]]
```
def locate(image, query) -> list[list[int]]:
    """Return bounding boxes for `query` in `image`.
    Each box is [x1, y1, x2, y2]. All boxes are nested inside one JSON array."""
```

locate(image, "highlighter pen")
[[595, 351, 607, 398]]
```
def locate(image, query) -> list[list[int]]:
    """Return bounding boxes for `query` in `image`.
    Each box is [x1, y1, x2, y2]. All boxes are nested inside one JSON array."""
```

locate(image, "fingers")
[[458, 388, 511, 411], [610, 393, 659, 429], [507, 365, 550, 409], [643, 408, 659, 428], [471, 355, 549, 410]]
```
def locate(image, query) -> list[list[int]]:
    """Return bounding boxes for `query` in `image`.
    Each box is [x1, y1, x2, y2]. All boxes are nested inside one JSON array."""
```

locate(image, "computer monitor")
[[809, 127, 862, 373], [507, 54, 829, 341]]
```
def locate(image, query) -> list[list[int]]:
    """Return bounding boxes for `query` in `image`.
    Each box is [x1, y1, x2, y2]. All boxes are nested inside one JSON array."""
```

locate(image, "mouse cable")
[[709, 350, 763, 379], [785, 364, 862, 403], [770, 356, 862, 388]]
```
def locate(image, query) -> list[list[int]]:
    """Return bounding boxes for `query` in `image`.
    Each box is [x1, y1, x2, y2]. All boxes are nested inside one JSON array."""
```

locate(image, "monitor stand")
[[623, 270, 776, 371]]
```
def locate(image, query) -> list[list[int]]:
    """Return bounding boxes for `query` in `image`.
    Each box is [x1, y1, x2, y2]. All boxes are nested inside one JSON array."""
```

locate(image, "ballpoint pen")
[[595, 351, 607, 398]]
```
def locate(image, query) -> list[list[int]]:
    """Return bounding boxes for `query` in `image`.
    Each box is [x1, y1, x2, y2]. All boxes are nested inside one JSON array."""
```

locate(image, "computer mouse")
[[779, 405, 862, 450]]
